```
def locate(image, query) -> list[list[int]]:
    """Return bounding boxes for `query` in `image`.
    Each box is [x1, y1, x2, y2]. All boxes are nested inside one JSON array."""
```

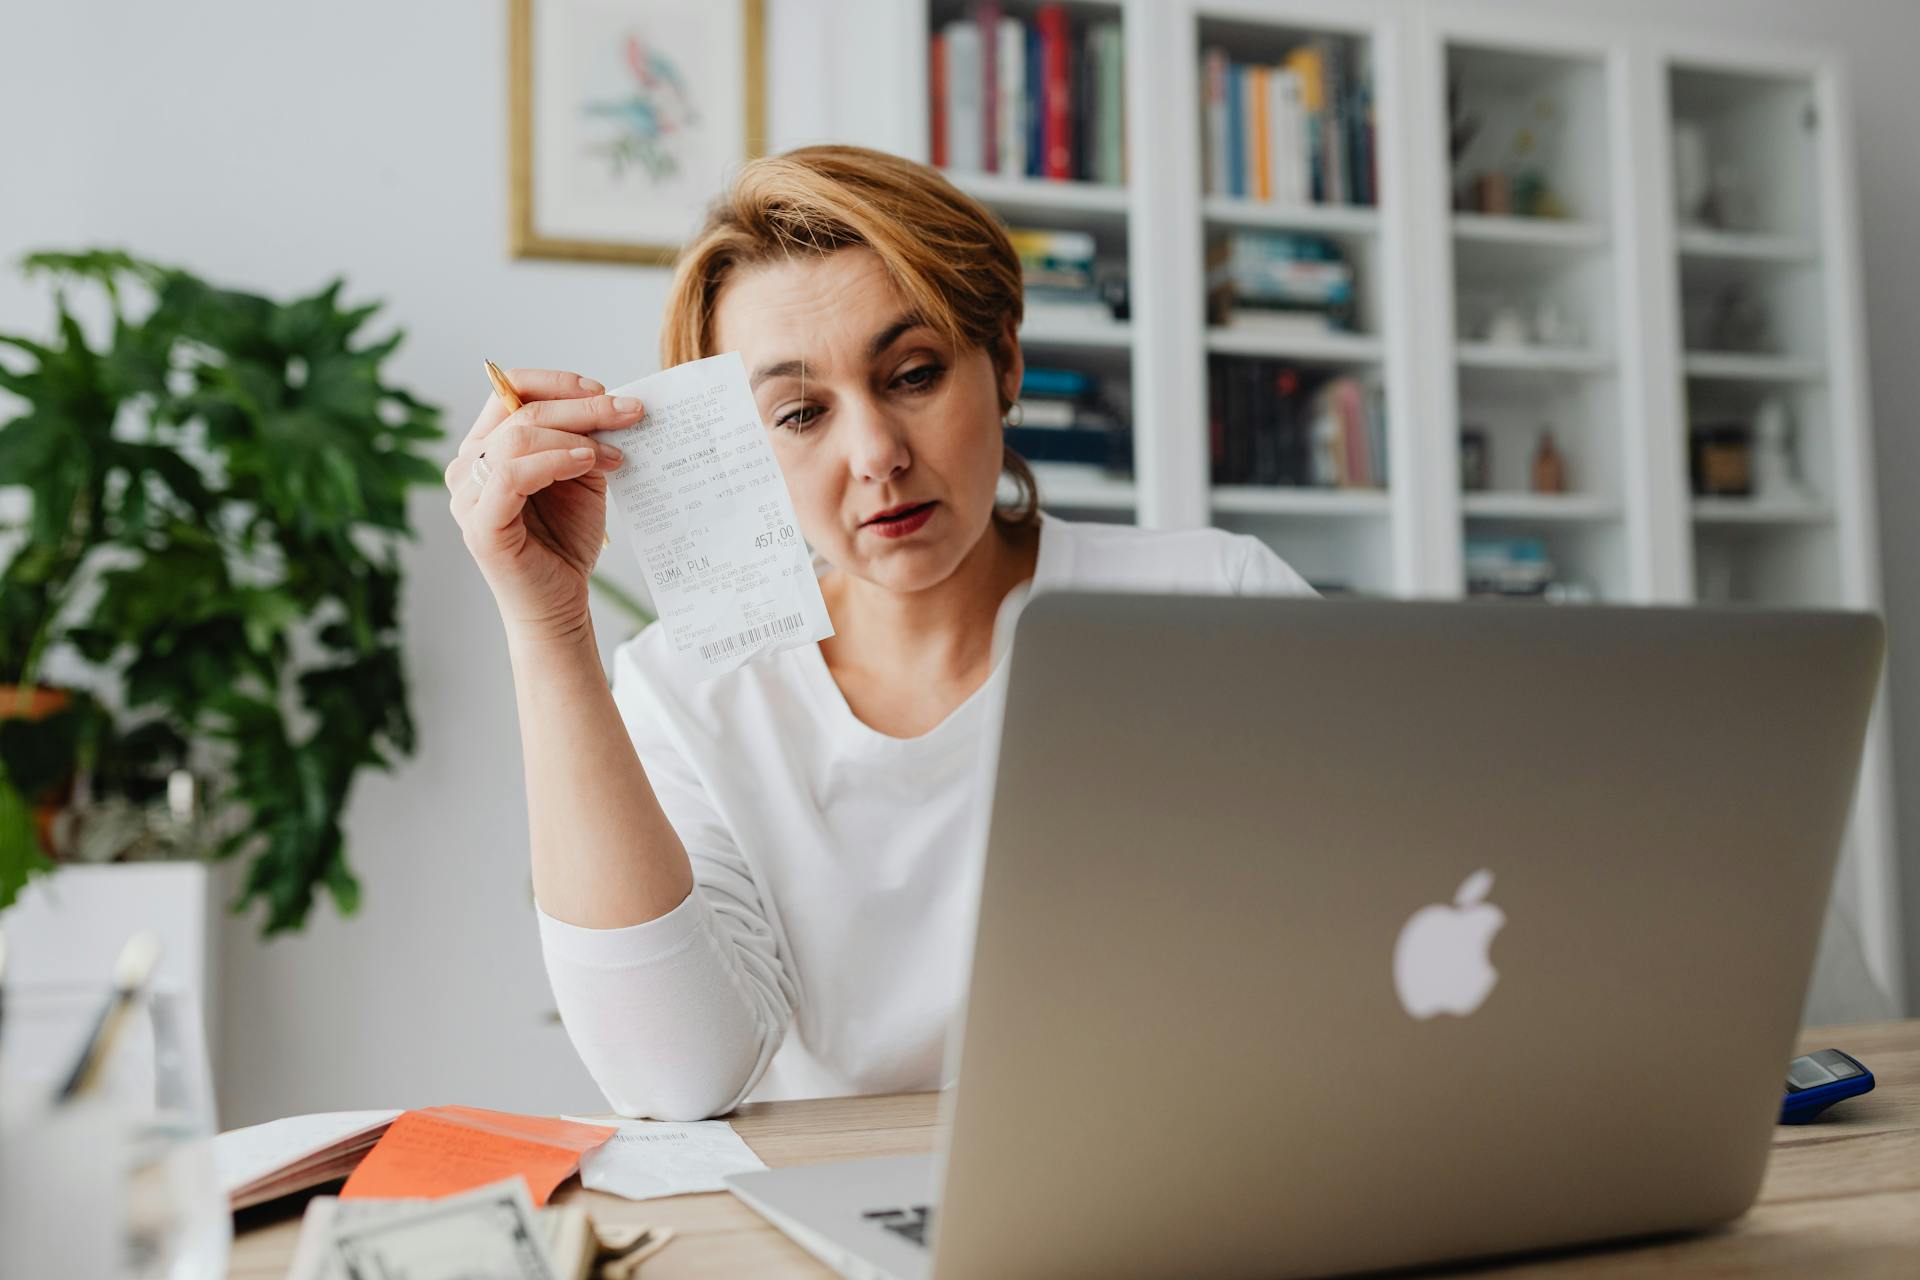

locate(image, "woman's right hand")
[[446, 369, 645, 644]]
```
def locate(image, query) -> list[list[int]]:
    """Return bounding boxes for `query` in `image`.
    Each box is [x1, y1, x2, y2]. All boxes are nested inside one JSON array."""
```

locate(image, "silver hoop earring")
[[1003, 401, 1024, 428]]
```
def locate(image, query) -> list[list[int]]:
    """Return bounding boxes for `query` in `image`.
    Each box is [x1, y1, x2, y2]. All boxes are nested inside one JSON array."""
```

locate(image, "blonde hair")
[[660, 145, 1039, 528]]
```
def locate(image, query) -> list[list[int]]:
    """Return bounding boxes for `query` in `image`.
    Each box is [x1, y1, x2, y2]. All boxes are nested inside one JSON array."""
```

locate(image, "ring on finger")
[[470, 452, 494, 489]]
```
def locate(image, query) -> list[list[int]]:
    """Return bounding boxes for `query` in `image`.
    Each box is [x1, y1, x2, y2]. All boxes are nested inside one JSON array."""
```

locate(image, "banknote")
[[324, 1177, 558, 1280]]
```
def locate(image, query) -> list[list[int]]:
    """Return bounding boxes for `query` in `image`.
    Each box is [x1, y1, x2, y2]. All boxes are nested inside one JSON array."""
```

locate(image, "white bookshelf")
[[1203, 326, 1385, 363], [1452, 211, 1608, 249], [908, 2, 1899, 1002], [928, 0, 1145, 525], [1455, 342, 1613, 374], [1201, 195, 1379, 235]]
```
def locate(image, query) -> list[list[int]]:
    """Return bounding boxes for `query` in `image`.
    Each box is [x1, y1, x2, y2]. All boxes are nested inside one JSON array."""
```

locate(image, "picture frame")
[[509, 0, 766, 265]]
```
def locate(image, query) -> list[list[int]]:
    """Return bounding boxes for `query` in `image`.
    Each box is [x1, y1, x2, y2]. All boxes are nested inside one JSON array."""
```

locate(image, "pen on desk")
[[486, 359, 613, 549], [55, 930, 162, 1105]]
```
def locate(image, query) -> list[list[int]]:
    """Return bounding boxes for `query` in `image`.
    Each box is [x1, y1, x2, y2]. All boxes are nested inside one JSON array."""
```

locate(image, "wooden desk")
[[228, 1020, 1920, 1278]]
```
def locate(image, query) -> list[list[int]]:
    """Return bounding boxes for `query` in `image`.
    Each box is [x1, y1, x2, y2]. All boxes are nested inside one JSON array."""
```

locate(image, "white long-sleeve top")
[[537, 510, 1316, 1119]]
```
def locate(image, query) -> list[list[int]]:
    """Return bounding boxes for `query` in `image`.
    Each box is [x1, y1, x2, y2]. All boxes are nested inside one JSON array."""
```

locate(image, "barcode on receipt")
[[700, 611, 807, 662]]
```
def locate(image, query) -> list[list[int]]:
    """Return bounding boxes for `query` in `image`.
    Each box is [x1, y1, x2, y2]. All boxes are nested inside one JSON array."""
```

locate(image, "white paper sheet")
[[601, 352, 834, 686], [560, 1115, 769, 1201], [214, 1109, 401, 1196]]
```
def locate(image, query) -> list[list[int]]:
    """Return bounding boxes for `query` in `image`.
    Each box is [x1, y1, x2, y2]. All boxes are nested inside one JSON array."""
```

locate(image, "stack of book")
[[1010, 227, 1120, 325], [1009, 366, 1131, 472], [931, 4, 1125, 184], [1208, 362, 1386, 489], [1200, 39, 1374, 206], [1206, 230, 1355, 332], [1464, 537, 1556, 598]]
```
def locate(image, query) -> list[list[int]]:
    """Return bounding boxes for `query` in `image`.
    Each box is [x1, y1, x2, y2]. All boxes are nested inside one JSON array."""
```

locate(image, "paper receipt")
[[560, 1115, 768, 1201], [601, 352, 834, 685]]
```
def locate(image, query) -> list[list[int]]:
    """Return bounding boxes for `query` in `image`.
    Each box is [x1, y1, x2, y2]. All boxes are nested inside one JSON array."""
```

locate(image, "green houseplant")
[[0, 250, 443, 933]]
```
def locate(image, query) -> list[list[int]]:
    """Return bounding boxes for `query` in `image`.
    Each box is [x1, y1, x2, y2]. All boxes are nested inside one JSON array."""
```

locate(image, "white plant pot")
[[1, 861, 220, 1050]]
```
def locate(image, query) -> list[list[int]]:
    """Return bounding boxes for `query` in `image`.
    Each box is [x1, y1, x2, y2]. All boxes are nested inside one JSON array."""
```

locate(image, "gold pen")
[[485, 360, 612, 549], [56, 931, 162, 1104]]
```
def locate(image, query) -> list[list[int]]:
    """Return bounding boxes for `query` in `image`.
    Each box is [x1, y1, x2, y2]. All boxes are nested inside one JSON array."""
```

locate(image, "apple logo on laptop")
[[1393, 870, 1505, 1019]]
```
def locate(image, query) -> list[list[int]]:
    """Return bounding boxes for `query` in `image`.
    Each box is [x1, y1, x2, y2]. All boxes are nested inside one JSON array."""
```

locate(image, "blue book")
[[1026, 23, 1044, 178], [1226, 62, 1245, 198], [1022, 367, 1097, 398]]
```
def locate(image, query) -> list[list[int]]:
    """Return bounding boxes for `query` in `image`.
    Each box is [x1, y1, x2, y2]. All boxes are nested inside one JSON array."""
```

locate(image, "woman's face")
[[713, 246, 1019, 594]]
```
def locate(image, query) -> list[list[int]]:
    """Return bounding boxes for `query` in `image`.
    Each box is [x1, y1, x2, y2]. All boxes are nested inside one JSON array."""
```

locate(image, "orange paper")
[[338, 1105, 615, 1206]]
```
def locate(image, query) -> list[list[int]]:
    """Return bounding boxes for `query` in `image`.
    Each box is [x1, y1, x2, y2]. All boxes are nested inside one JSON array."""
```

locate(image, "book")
[[1283, 45, 1324, 201], [1465, 537, 1555, 597], [1025, 22, 1044, 176], [1036, 4, 1072, 179], [1264, 65, 1286, 206], [1369, 381, 1388, 486], [1022, 366, 1097, 398], [1069, 18, 1092, 179], [1317, 36, 1346, 204], [1016, 397, 1078, 429], [216, 1109, 402, 1211], [1006, 227, 1096, 261], [1211, 257, 1352, 300], [978, 1, 1000, 173], [1006, 425, 1118, 466], [1348, 81, 1373, 206], [1333, 376, 1366, 486], [1093, 22, 1125, 185], [942, 21, 984, 171], [1209, 359, 1226, 475], [1203, 48, 1229, 196], [1199, 38, 1371, 208], [997, 16, 1026, 177], [1206, 230, 1355, 324], [1226, 61, 1247, 197], [1250, 65, 1271, 201], [929, 34, 947, 168], [1022, 295, 1116, 328], [1273, 68, 1306, 205], [1208, 360, 1384, 488]]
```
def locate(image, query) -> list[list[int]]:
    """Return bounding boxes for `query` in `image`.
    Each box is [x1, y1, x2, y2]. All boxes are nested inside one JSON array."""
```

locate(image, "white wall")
[[3, 0, 1915, 1128], [0, 0, 909, 1127]]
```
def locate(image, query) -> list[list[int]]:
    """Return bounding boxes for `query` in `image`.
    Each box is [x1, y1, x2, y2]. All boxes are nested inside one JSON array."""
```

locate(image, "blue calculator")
[[1780, 1048, 1874, 1124]]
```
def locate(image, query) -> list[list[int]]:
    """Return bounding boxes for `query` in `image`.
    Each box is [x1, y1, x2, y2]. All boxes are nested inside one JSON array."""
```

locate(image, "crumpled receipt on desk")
[[601, 352, 834, 686], [561, 1115, 769, 1200]]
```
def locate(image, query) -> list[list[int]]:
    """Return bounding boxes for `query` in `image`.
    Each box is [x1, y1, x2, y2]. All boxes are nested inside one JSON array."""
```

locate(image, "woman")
[[447, 145, 1315, 1120]]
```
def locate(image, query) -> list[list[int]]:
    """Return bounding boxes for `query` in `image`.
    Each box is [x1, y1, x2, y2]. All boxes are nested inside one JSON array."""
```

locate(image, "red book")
[[1337, 378, 1368, 486], [977, 2, 1000, 173], [1036, 3, 1071, 179], [930, 33, 947, 167]]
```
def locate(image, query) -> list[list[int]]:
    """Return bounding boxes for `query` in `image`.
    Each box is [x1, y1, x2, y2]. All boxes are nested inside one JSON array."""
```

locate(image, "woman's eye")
[[775, 404, 824, 431], [895, 363, 944, 391]]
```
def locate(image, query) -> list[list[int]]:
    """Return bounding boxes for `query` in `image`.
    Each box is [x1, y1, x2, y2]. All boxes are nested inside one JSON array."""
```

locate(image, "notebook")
[[216, 1110, 401, 1210]]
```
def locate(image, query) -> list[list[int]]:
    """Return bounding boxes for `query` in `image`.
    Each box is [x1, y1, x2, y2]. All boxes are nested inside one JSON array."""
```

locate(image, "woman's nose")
[[840, 397, 911, 482]]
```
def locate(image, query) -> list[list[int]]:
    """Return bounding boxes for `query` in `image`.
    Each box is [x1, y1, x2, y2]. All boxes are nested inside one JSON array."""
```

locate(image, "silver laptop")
[[727, 594, 1883, 1280]]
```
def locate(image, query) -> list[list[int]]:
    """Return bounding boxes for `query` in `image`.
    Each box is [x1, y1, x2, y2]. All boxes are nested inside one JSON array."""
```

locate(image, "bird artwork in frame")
[[510, 0, 766, 264]]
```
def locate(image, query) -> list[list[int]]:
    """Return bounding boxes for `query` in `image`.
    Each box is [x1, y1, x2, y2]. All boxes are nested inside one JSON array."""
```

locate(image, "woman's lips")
[[865, 501, 936, 538], [866, 501, 933, 524]]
